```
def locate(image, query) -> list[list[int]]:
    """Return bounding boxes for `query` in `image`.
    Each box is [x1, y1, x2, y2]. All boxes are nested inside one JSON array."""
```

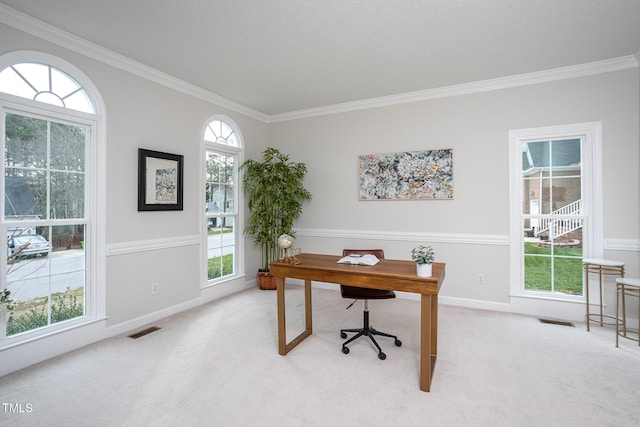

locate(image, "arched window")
[[204, 120, 239, 147], [203, 117, 242, 284], [0, 62, 94, 113], [0, 52, 103, 343]]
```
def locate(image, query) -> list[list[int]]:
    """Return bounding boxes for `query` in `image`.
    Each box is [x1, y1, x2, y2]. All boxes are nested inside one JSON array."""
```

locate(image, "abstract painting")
[[358, 149, 453, 200], [138, 148, 184, 211]]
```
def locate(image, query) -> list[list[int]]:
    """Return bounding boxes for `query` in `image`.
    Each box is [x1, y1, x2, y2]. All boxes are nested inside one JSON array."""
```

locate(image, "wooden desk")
[[270, 253, 446, 392]]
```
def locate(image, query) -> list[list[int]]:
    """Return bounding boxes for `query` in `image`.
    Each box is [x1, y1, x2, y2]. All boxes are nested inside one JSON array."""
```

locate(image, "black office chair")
[[340, 249, 402, 360]]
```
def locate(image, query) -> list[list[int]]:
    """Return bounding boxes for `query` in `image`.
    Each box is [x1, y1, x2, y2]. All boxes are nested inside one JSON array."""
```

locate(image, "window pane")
[[63, 91, 94, 114], [206, 152, 235, 213], [50, 172, 85, 219], [51, 67, 80, 99], [12, 63, 49, 93], [550, 176, 581, 211], [4, 113, 47, 169], [0, 63, 94, 113], [50, 272, 85, 325], [540, 178, 552, 214], [5, 224, 85, 336], [7, 226, 50, 269], [204, 120, 238, 147], [553, 257, 583, 296], [550, 139, 581, 171], [206, 220, 234, 280], [6, 224, 51, 336], [4, 170, 47, 220], [524, 250, 551, 292], [50, 122, 86, 171], [0, 67, 37, 99]]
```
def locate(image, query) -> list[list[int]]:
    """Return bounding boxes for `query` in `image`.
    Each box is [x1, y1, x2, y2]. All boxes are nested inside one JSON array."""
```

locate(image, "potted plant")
[[242, 147, 312, 289], [0, 288, 13, 310], [411, 245, 435, 277], [0, 288, 14, 327]]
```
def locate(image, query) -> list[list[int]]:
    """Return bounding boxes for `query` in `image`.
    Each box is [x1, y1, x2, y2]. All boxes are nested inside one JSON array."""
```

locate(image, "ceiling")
[[1, 0, 640, 117]]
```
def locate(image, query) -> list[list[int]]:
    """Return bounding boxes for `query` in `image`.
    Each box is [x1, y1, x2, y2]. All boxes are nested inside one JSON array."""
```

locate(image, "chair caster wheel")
[[342, 346, 350, 354], [378, 352, 386, 360], [340, 332, 347, 339], [395, 339, 402, 347]]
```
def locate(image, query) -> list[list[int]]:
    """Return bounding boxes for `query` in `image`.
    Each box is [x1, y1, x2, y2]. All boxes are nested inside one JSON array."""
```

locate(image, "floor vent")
[[128, 326, 161, 339], [539, 318, 575, 327]]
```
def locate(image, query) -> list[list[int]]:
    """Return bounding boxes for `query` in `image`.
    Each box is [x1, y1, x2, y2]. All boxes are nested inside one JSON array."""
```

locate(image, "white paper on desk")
[[337, 254, 380, 266]]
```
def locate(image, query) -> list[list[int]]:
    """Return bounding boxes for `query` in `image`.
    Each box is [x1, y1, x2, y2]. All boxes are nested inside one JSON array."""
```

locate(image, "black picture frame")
[[138, 148, 184, 211]]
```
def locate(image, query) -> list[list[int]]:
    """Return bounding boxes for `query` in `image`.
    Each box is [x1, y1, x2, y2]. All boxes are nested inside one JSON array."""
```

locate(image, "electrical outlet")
[[476, 273, 485, 285], [151, 282, 159, 295]]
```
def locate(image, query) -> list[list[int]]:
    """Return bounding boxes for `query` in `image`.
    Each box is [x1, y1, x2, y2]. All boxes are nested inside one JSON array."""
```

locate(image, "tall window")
[[204, 118, 241, 283], [1, 57, 100, 342], [510, 123, 602, 301], [521, 139, 583, 294]]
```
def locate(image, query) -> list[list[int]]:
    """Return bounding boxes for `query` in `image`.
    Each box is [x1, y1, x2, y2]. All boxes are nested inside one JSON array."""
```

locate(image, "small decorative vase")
[[416, 263, 432, 277]]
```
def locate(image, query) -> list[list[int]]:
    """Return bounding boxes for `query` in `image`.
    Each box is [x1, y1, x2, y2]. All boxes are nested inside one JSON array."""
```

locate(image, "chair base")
[[340, 309, 401, 360]]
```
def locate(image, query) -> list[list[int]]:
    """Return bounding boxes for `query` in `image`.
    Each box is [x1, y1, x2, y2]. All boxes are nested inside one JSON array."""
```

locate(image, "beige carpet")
[[1, 284, 639, 427]]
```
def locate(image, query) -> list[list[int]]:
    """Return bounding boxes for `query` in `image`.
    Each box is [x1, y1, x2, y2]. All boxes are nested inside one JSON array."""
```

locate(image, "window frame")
[[0, 51, 105, 345], [202, 116, 244, 287], [509, 122, 603, 302]]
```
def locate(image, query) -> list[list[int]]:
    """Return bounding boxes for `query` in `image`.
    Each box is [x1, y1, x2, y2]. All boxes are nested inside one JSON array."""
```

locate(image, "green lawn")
[[206, 227, 234, 279], [208, 253, 233, 280], [6, 287, 84, 336], [524, 243, 583, 295], [208, 227, 233, 236]]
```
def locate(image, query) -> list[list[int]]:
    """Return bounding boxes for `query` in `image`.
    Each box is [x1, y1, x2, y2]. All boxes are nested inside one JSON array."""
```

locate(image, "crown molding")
[[269, 55, 639, 122], [2, 4, 637, 125], [0, 4, 270, 123]]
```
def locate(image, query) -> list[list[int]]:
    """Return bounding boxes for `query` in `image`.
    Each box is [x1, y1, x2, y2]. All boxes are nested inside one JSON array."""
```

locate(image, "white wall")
[[270, 69, 640, 317], [0, 23, 268, 375], [1, 19, 639, 375]]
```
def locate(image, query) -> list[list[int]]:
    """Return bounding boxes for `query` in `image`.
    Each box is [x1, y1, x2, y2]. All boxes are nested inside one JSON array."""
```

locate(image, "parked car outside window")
[[7, 235, 50, 258]]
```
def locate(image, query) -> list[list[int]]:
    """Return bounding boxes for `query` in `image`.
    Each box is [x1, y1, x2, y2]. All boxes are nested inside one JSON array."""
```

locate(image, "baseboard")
[[0, 318, 108, 377], [291, 280, 591, 321], [104, 297, 202, 337], [0, 279, 252, 378]]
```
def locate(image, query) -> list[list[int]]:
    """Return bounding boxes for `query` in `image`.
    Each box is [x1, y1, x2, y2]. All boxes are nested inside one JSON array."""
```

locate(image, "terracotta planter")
[[258, 270, 277, 290]]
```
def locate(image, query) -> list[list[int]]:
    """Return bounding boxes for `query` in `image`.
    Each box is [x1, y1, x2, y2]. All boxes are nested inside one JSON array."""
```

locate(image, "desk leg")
[[420, 293, 438, 392], [277, 276, 313, 356], [304, 279, 313, 332], [277, 276, 287, 355], [585, 267, 591, 331]]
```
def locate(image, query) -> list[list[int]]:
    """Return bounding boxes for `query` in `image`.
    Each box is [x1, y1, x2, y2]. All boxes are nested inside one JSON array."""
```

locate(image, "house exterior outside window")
[[509, 122, 602, 305]]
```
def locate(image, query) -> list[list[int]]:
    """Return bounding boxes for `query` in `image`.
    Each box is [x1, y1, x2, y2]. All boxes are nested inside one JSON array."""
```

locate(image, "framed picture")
[[138, 148, 184, 211], [358, 149, 453, 200]]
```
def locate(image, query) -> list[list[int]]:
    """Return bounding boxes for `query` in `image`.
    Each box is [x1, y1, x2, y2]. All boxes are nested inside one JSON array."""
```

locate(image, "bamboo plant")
[[241, 147, 312, 272]]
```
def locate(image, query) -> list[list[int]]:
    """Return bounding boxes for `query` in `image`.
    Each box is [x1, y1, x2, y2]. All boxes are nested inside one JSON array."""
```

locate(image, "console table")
[[270, 253, 446, 392]]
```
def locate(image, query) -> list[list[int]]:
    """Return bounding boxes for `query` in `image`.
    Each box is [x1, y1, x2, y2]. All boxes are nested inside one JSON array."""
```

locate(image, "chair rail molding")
[[605, 239, 640, 252], [106, 235, 200, 256], [295, 228, 509, 246]]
